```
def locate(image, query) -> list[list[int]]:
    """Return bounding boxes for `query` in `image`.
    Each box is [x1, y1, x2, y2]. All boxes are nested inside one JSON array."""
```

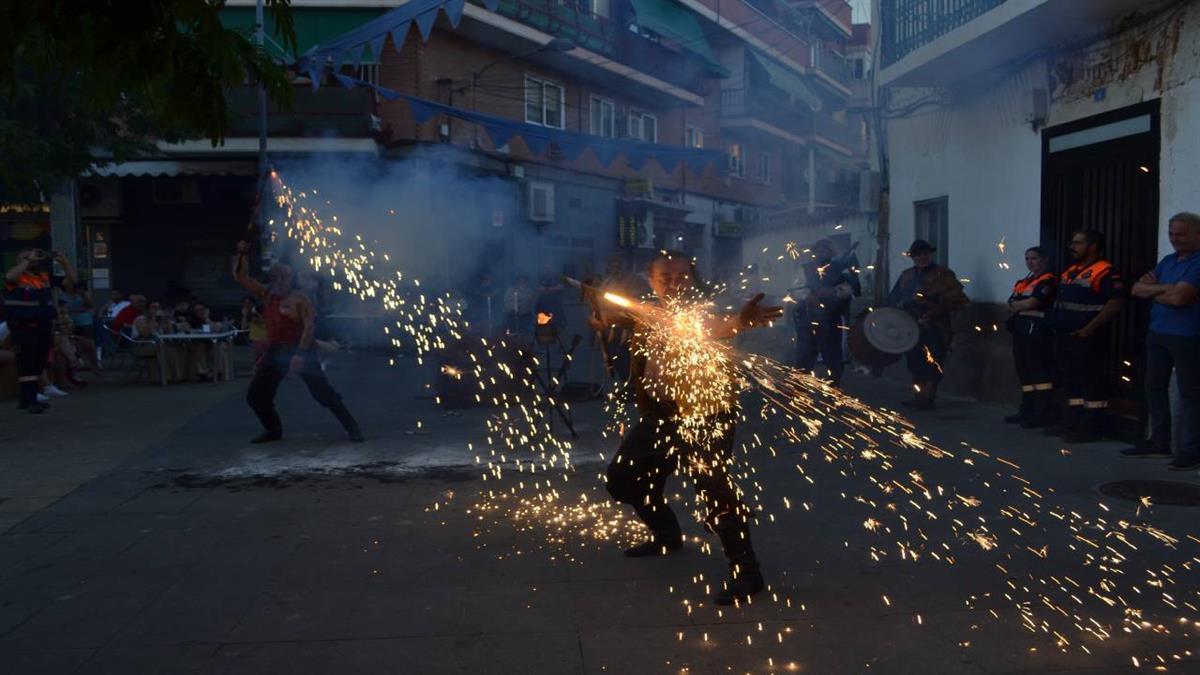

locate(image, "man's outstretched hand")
[[738, 293, 784, 328]]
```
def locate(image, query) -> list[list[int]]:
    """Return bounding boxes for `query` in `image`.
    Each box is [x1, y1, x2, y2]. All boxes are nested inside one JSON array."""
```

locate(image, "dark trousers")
[[246, 345, 358, 433], [796, 314, 844, 385], [1055, 332, 1110, 407], [905, 325, 947, 384], [606, 414, 754, 563], [1145, 332, 1200, 460], [1013, 329, 1055, 388], [11, 319, 52, 407]]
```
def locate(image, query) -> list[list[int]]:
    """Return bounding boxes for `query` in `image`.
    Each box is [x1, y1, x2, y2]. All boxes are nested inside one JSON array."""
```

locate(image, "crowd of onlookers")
[[0, 281, 271, 402]]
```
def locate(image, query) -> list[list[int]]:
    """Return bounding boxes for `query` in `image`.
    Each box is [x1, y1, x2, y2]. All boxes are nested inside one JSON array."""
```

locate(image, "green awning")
[[628, 0, 727, 77], [748, 49, 823, 112], [220, 8, 385, 63]]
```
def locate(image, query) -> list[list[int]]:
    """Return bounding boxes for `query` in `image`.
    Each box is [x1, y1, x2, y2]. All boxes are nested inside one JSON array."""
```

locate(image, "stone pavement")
[[0, 352, 1197, 674]]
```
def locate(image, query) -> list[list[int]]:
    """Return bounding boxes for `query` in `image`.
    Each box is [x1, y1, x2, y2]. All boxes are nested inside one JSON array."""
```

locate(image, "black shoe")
[[713, 567, 765, 606], [1121, 443, 1172, 459], [624, 536, 683, 558], [250, 429, 282, 444], [1167, 458, 1200, 471]]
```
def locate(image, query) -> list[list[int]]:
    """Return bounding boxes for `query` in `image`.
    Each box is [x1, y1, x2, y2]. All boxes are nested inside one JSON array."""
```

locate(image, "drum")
[[849, 307, 920, 368]]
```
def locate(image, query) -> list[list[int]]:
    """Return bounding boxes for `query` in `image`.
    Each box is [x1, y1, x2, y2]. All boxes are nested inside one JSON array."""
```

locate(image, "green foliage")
[[0, 1, 297, 200]]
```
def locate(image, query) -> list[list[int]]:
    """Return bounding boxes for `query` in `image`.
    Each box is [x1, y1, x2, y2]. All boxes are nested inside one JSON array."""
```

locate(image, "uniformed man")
[[1044, 229, 1125, 443], [885, 240, 969, 410], [1004, 246, 1057, 427], [3, 248, 77, 413], [791, 239, 860, 386]]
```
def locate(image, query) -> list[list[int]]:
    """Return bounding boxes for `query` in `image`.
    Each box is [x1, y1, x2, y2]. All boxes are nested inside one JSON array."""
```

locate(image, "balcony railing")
[[491, 0, 616, 56], [811, 43, 851, 84], [227, 86, 377, 138], [881, 0, 1007, 67], [813, 114, 861, 153], [719, 87, 813, 138]]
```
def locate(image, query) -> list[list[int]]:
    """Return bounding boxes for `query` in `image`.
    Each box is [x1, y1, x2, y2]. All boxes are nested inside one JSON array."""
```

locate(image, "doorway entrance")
[[1041, 100, 1161, 426]]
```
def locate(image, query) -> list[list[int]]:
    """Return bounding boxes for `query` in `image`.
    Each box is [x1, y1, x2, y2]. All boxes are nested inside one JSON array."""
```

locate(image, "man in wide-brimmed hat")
[[885, 240, 969, 409]]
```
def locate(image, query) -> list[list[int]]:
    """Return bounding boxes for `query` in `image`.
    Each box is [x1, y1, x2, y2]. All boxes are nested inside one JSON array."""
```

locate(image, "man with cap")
[[790, 238, 860, 386], [1044, 229, 1124, 443], [885, 240, 969, 409]]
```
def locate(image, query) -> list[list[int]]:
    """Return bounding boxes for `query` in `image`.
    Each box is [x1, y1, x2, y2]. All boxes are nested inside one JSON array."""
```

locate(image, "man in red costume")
[[234, 241, 364, 443]]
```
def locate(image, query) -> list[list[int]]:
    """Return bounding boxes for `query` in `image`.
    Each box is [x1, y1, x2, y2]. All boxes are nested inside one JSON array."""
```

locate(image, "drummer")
[[884, 240, 970, 409], [1004, 246, 1057, 427], [790, 238, 860, 386]]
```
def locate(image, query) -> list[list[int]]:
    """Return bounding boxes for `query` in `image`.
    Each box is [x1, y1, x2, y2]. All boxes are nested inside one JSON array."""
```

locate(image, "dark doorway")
[[1041, 100, 1160, 426]]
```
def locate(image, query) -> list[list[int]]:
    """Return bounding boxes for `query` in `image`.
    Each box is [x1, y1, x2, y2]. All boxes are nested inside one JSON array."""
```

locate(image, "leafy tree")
[[0, 1, 297, 200]]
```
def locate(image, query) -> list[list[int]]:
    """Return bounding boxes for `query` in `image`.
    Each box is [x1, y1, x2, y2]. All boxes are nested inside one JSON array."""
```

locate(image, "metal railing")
[[490, 0, 616, 56], [227, 86, 376, 137], [881, 0, 1007, 67], [719, 87, 813, 137], [811, 42, 851, 83]]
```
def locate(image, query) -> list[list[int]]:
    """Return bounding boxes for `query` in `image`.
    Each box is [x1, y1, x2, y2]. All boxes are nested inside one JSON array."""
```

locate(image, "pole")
[[255, 0, 269, 256]]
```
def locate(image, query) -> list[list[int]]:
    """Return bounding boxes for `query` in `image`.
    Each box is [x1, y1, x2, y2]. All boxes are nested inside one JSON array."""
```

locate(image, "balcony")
[[720, 87, 814, 142], [879, 0, 1152, 87], [810, 42, 851, 85], [787, 0, 854, 39], [227, 86, 377, 138], [813, 114, 861, 155], [491, 0, 616, 57]]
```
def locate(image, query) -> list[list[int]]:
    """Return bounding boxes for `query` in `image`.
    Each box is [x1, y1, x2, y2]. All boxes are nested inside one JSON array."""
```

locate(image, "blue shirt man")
[[1124, 213, 1200, 468]]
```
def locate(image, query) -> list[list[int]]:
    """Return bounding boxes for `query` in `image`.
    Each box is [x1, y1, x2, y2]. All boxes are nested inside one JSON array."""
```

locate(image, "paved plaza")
[[0, 353, 1196, 674]]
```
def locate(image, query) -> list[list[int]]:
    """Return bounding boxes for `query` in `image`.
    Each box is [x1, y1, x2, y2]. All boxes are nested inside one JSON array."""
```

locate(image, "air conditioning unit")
[[151, 179, 201, 205], [527, 181, 555, 223], [78, 178, 121, 218]]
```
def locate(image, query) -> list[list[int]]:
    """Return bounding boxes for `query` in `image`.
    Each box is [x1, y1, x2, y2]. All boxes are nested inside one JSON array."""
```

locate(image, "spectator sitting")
[[111, 294, 146, 337], [62, 282, 95, 339], [172, 297, 193, 329], [52, 302, 103, 386], [102, 290, 130, 321]]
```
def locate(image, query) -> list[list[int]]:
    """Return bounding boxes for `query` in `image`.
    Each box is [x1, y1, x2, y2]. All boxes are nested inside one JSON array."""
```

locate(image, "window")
[[726, 142, 744, 177], [685, 125, 703, 148], [525, 75, 565, 129], [852, 58, 866, 80], [628, 111, 657, 142], [914, 197, 950, 267], [589, 96, 615, 137], [755, 153, 771, 184]]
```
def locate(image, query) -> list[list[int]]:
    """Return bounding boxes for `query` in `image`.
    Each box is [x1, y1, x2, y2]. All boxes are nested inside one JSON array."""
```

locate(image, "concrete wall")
[[880, 0, 1200, 403]]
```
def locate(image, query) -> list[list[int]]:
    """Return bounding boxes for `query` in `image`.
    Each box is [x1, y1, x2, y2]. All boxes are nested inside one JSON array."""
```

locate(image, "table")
[[154, 330, 240, 386]]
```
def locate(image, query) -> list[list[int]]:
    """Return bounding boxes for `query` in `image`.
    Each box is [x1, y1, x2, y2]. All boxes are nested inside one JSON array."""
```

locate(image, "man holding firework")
[[233, 241, 364, 443], [592, 251, 782, 606]]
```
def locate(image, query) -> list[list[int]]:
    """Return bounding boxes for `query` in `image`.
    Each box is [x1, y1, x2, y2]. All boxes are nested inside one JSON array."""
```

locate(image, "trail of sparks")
[[269, 171, 1200, 672]]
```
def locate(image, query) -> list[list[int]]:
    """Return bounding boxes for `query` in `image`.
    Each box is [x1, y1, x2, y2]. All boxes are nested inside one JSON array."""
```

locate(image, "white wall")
[[885, 61, 1047, 303]]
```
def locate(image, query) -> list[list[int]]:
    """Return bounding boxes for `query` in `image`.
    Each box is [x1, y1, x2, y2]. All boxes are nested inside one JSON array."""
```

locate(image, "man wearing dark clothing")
[[1124, 213, 1200, 469], [1044, 229, 1125, 443], [1004, 246, 1058, 427], [792, 239, 859, 386], [3, 248, 76, 413], [598, 252, 782, 606], [233, 241, 364, 444], [885, 240, 969, 409]]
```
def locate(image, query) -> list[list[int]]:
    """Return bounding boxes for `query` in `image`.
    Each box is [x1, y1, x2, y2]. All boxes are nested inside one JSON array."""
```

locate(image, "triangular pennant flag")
[[485, 125, 515, 149], [368, 33, 387, 63], [307, 64, 323, 92], [592, 142, 623, 167], [656, 154, 682, 174], [376, 85, 403, 101], [522, 134, 549, 156], [391, 22, 411, 53], [415, 9, 438, 41], [626, 149, 651, 171], [557, 141, 586, 161], [443, 0, 466, 27], [407, 98, 438, 123], [481, 0, 500, 11], [332, 72, 356, 89]]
